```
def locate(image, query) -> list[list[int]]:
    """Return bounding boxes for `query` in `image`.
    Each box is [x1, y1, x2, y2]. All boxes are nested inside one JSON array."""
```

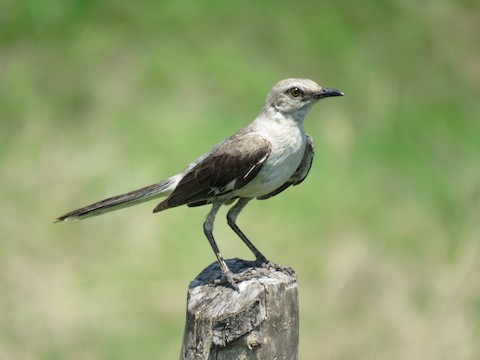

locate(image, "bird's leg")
[[204, 202, 237, 289], [227, 198, 269, 266]]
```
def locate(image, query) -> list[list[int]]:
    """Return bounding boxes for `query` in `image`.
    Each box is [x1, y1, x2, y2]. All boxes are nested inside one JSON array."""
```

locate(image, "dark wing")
[[257, 134, 314, 200], [153, 134, 271, 212]]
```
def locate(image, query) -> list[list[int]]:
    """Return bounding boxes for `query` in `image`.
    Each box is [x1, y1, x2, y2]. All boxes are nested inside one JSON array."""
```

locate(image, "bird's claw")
[[254, 256, 270, 268], [213, 271, 239, 290]]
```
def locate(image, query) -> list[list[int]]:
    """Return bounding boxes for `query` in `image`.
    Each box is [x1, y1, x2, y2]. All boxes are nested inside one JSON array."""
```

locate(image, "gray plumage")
[[56, 78, 343, 286]]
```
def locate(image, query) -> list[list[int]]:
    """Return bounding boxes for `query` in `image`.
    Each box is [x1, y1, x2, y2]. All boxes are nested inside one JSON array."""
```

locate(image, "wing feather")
[[153, 134, 271, 212]]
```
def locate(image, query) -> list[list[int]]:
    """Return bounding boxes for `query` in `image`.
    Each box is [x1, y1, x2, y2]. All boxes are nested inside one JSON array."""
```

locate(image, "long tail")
[[55, 175, 181, 222]]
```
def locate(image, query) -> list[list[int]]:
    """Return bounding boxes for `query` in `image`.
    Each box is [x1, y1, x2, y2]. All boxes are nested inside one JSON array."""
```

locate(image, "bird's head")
[[265, 78, 343, 119]]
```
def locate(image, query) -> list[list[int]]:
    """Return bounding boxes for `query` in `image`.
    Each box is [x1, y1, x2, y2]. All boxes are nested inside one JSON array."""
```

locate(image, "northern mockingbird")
[[57, 78, 343, 286]]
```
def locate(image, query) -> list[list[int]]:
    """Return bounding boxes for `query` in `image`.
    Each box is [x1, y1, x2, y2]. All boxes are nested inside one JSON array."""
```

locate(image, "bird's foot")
[[213, 270, 239, 290], [254, 255, 271, 268], [255, 257, 295, 276]]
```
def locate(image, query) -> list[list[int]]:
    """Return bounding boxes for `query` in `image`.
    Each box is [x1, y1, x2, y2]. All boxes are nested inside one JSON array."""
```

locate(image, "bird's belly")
[[234, 140, 305, 198]]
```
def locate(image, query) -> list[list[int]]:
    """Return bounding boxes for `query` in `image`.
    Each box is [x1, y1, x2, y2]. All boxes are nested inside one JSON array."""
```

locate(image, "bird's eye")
[[288, 87, 303, 98]]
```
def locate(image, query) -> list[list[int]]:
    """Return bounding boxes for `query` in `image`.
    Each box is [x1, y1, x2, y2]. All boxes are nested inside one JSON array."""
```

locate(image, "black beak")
[[314, 87, 344, 99]]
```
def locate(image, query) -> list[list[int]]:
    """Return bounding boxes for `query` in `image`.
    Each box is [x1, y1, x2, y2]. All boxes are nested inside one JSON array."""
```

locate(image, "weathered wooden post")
[[179, 258, 299, 360]]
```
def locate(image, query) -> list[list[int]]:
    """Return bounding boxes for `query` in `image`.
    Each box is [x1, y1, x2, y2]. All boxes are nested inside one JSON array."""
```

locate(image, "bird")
[[56, 78, 343, 286]]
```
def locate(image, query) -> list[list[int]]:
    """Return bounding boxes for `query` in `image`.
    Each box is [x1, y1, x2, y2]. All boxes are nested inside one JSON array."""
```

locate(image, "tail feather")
[[55, 175, 180, 222]]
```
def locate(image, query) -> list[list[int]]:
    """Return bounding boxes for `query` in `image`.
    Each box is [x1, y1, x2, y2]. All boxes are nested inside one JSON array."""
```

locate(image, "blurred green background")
[[1, 0, 479, 359]]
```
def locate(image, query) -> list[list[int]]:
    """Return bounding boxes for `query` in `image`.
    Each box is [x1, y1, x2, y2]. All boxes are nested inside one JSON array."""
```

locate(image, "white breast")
[[233, 117, 306, 198]]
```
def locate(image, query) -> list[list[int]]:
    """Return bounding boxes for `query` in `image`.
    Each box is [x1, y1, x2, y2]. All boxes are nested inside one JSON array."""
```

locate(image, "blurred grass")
[[1, 0, 480, 359]]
